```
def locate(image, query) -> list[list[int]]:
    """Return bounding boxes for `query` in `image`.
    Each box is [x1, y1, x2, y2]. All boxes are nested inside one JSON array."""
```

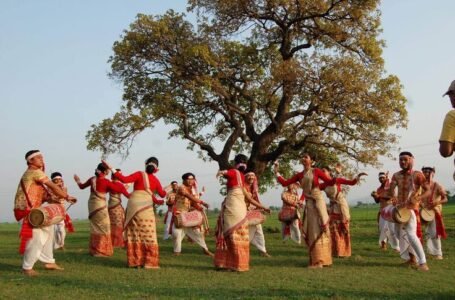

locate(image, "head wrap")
[[51, 172, 63, 180], [25, 150, 41, 162], [399, 151, 413, 158]]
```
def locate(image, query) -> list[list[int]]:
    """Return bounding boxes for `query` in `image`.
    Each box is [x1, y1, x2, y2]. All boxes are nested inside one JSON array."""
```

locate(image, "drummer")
[[14, 150, 76, 276], [371, 172, 399, 252], [49, 172, 77, 250], [387, 151, 431, 271], [421, 167, 448, 260], [171, 172, 213, 257]]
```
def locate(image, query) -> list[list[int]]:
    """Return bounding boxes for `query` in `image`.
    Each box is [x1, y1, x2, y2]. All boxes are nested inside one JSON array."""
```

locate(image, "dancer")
[[421, 167, 447, 259], [108, 169, 128, 248], [279, 183, 302, 244], [320, 166, 367, 258], [74, 163, 129, 257], [102, 157, 166, 269], [387, 152, 430, 271], [49, 172, 76, 250], [244, 171, 270, 257], [163, 181, 178, 240], [14, 150, 74, 276], [274, 153, 333, 268], [371, 172, 400, 251], [171, 173, 213, 256], [214, 154, 270, 272]]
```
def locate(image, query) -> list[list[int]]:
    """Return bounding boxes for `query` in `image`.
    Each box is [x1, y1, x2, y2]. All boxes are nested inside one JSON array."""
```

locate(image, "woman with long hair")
[[274, 153, 333, 268], [214, 154, 269, 272], [74, 163, 129, 257], [319, 165, 367, 258], [102, 157, 166, 269]]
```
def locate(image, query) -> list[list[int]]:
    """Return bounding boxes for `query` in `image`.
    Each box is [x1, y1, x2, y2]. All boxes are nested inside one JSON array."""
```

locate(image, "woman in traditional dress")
[[74, 163, 129, 257], [319, 166, 367, 258], [421, 167, 447, 260], [279, 182, 303, 244], [108, 169, 128, 248], [102, 157, 166, 269], [274, 153, 333, 268], [214, 154, 270, 272], [244, 171, 270, 257]]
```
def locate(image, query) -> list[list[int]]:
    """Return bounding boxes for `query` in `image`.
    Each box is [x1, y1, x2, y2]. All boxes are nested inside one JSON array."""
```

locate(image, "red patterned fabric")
[[64, 214, 75, 233], [413, 209, 423, 243], [435, 212, 447, 239]]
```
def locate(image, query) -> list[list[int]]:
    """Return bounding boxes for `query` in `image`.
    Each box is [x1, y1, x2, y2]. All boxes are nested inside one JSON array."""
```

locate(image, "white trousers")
[[22, 225, 56, 270], [282, 219, 301, 244], [378, 215, 399, 250], [425, 219, 442, 256], [163, 212, 172, 240], [54, 220, 66, 249], [394, 210, 426, 265], [172, 225, 208, 253], [249, 224, 267, 253]]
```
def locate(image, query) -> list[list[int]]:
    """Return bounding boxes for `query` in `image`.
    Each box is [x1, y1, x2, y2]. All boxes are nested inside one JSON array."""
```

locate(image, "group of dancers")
[[372, 152, 448, 271], [14, 149, 448, 276]]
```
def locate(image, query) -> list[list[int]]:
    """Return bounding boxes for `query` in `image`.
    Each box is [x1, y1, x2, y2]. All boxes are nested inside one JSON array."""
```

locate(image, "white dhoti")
[[22, 225, 56, 270], [172, 225, 208, 253], [425, 219, 443, 256], [53, 220, 66, 249], [282, 219, 301, 244], [378, 215, 399, 251], [249, 224, 267, 253], [163, 211, 172, 240], [394, 210, 426, 265]]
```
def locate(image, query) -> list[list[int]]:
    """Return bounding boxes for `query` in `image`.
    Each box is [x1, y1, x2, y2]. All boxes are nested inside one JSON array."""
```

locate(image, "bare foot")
[[144, 265, 160, 269], [308, 263, 323, 269], [44, 263, 64, 271], [417, 263, 429, 271], [260, 251, 271, 258], [203, 249, 214, 257]]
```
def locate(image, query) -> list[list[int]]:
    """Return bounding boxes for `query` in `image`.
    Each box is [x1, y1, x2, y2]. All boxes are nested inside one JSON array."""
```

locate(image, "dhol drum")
[[278, 206, 298, 223], [420, 207, 435, 222], [28, 204, 66, 227], [246, 210, 266, 226], [174, 210, 203, 228], [380, 204, 411, 224]]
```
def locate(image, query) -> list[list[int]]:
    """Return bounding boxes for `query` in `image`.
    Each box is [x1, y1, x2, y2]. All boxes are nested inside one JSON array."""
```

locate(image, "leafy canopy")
[[87, 0, 407, 187]]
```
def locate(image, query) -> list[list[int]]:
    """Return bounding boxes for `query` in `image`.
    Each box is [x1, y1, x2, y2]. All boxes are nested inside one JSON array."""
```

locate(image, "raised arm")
[[107, 180, 130, 198], [74, 175, 92, 189]]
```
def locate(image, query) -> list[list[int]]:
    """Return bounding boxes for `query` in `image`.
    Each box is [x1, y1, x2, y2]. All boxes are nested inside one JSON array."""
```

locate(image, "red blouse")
[[319, 177, 358, 193], [78, 175, 130, 198], [277, 168, 332, 189], [223, 169, 245, 189], [113, 171, 166, 198]]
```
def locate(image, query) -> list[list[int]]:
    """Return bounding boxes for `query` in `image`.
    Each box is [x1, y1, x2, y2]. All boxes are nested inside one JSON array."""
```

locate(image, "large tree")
[[87, 0, 407, 186]]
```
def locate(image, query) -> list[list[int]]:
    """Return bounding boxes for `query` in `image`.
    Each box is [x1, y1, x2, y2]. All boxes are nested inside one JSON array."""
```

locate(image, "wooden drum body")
[[28, 204, 66, 227], [174, 210, 203, 228], [420, 207, 435, 222], [246, 210, 266, 226], [381, 205, 411, 224]]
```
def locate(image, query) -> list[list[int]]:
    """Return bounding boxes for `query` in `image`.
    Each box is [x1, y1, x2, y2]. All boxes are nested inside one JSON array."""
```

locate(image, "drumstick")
[[65, 203, 73, 212]]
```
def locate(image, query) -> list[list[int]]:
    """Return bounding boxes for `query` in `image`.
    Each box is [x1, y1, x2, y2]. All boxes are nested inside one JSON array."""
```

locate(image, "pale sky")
[[1, 1, 454, 222]]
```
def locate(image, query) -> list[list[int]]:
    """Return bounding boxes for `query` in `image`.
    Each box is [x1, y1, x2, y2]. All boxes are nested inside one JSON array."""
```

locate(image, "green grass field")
[[1, 204, 454, 299]]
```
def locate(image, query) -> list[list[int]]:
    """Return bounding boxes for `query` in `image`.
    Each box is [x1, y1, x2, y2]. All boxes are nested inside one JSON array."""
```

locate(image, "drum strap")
[[20, 179, 34, 209]]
